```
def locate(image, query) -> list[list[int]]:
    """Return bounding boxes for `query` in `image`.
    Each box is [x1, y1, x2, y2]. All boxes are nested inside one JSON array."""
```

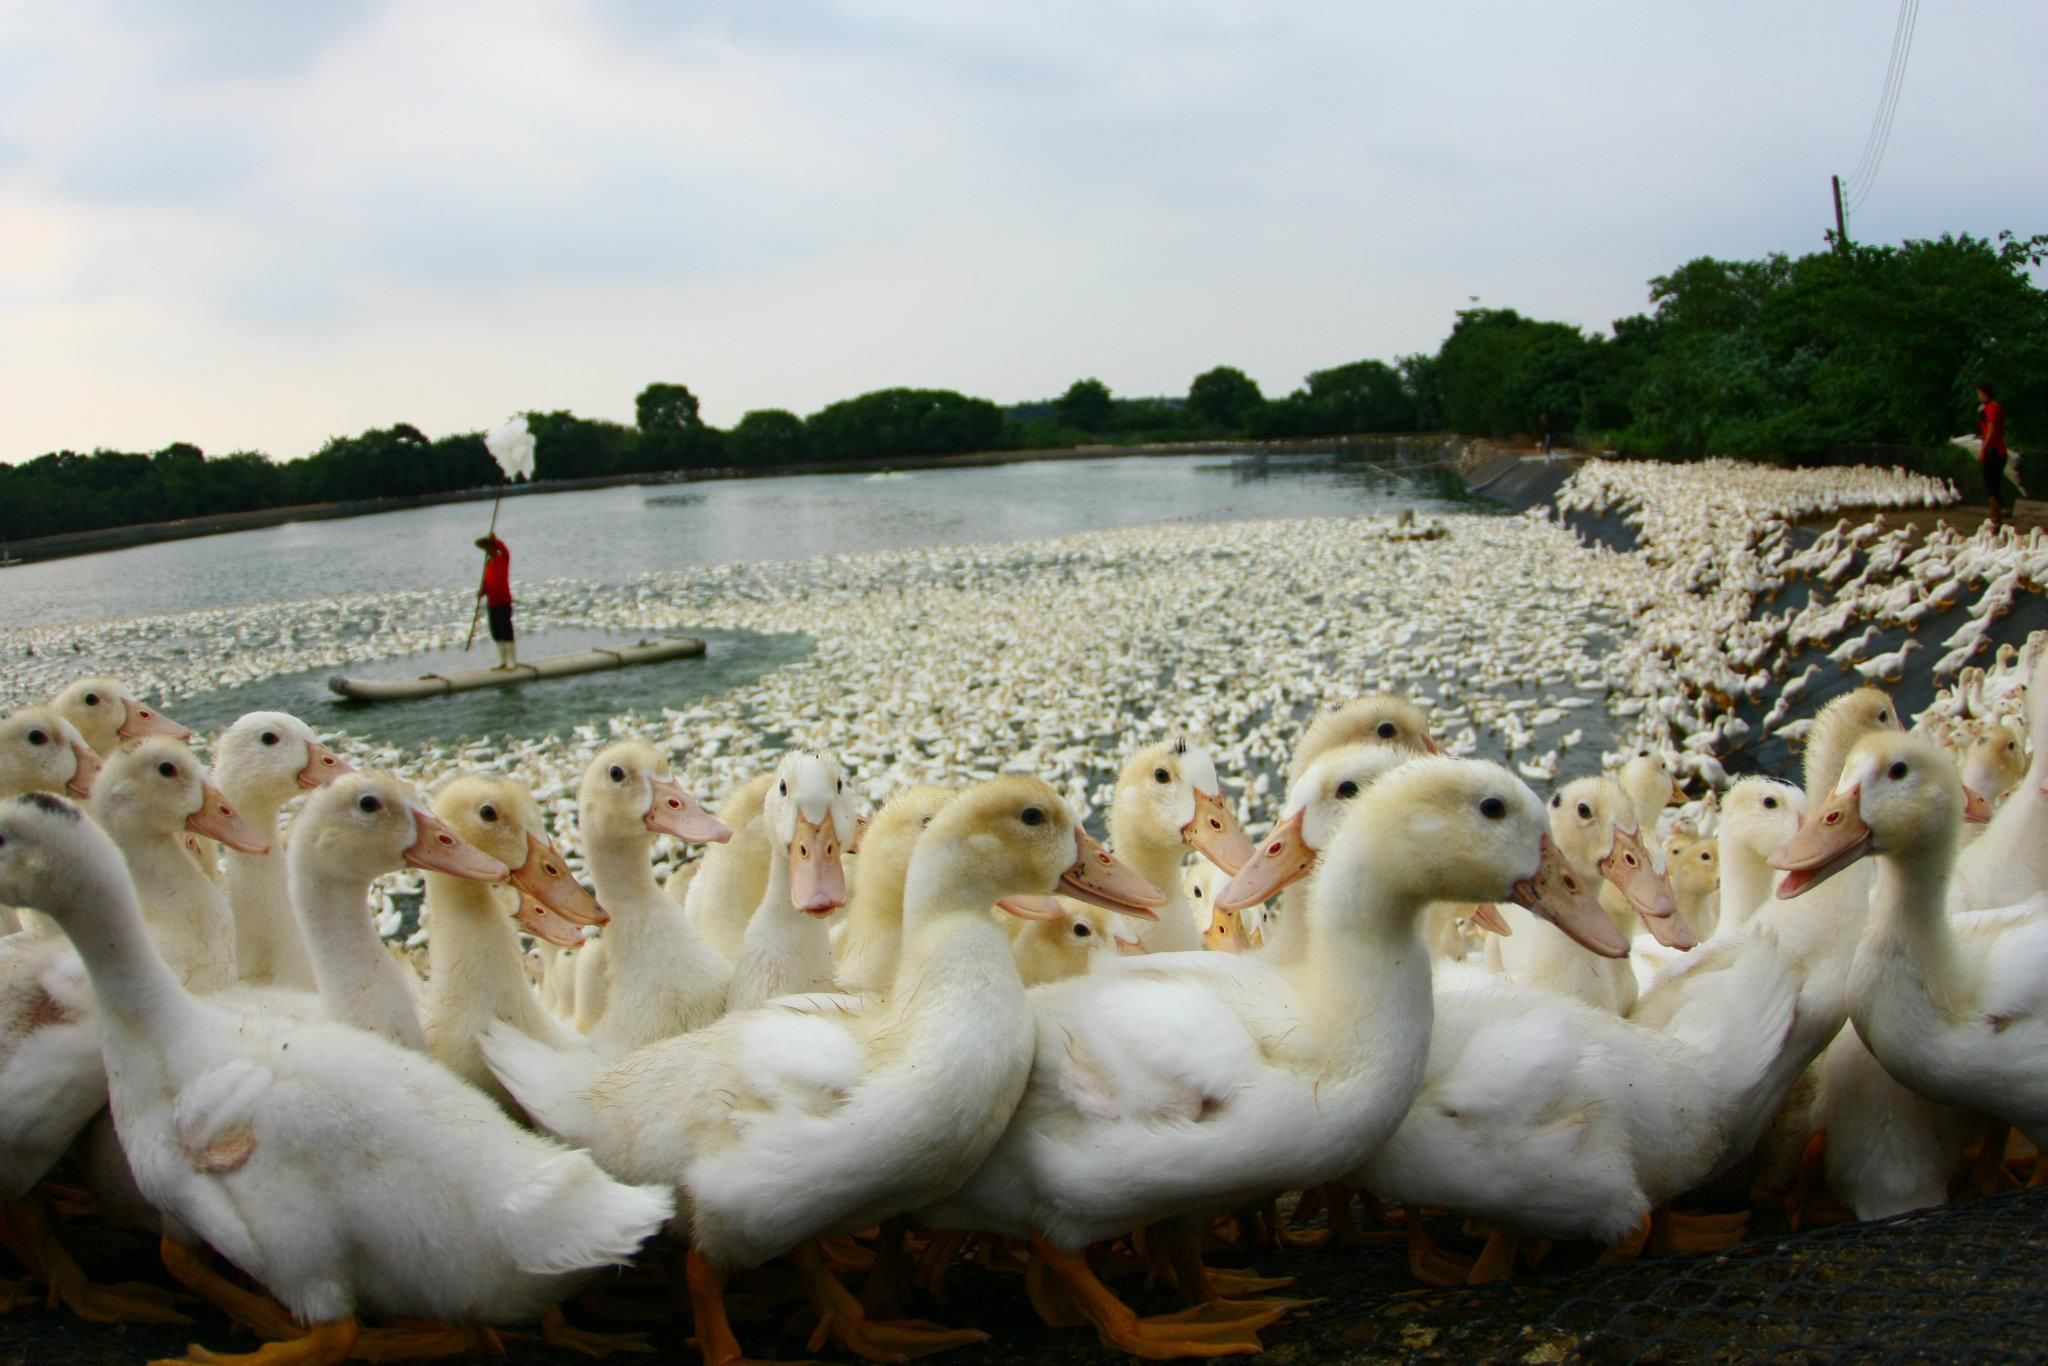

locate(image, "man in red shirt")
[[475, 534, 517, 668], [1979, 382, 2010, 532]]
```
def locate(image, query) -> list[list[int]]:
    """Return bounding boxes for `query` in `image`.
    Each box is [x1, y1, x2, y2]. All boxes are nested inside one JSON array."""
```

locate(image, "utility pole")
[[1831, 174, 1849, 250]]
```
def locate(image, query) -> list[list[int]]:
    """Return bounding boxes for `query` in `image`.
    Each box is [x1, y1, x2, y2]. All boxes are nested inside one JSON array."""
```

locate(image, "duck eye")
[[1763, 797, 1778, 809], [358, 794, 382, 814], [1377, 721, 1397, 739], [84, 693, 99, 706], [479, 804, 498, 823], [920, 814, 934, 828], [1550, 794, 1562, 808], [1336, 780, 1360, 799], [1479, 796, 1507, 820], [836, 779, 843, 793], [609, 765, 626, 784], [1876, 710, 1889, 723], [1576, 802, 1592, 820], [1074, 923, 1091, 937], [778, 780, 787, 796], [261, 731, 279, 746], [1020, 806, 1045, 827], [157, 761, 177, 778], [1888, 761, 1909, 781], [1701, 851, 1712, 861], [26, 729, 46, 746], [1153, 767, 1170, 784]]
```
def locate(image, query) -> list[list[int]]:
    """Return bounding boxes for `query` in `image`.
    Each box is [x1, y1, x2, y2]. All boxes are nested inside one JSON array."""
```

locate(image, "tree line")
[[3, 229, 2040, 543]]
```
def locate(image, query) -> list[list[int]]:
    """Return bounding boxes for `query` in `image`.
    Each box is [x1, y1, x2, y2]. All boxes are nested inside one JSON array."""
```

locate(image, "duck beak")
[[405, 807, 510, 882], [514, 890, 589, 948], [1960, 786, 1994, 824], [1510, 833, 1630, 958], [510, 833, 605, 926], [65, 740, 102, 798], [1421, 733, 1443, 755], [1769, 785, 1873, 898], [296, 740, 352, 790], [1469, 903, 1513, 936], [847, 814, 870, 855], [1669, 777, 1688, 803], [996, 894, 1067, 921], [1184, 788, 1254, 875], [118, 697, 191, 742], [1597, 826, 1679, 920], [186, 781, 269, 854], [644, 777, 732, 843], [1638, 905, 1698, 950], [1115, 933, 1145, 954], [1203, 910, 1249, 953], [789, 813, 848, 916], [1059, 830, 1164, 918], [1214, 810, 1315, 913]]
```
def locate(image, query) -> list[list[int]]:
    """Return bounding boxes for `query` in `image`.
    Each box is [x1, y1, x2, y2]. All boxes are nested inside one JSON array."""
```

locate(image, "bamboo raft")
[[328, 637, 705, 701]]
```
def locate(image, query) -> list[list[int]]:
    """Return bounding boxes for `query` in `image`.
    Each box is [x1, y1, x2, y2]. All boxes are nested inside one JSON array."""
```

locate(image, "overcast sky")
[[3, 1, 2043, 463]]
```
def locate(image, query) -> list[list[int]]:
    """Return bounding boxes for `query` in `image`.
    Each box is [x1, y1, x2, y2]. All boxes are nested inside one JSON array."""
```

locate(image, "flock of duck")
[[4, 458, 2047, 1365]]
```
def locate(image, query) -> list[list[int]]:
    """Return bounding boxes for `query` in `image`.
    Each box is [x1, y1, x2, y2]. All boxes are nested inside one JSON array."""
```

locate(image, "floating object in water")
[[328, 638, 705, 702]]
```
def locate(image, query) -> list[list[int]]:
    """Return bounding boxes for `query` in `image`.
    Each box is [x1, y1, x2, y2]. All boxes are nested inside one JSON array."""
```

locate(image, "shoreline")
[[0, 433, 1462, 567]]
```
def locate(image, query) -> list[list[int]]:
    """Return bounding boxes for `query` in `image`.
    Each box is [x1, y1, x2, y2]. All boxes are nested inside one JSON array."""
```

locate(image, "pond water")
[[0, 448, 1463, 630]]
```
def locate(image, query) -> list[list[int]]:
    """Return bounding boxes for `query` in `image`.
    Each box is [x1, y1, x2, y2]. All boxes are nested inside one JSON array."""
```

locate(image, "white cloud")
[[1, 0, 2043, 460]]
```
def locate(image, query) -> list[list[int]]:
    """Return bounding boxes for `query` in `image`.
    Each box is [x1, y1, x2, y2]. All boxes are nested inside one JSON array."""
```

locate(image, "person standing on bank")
[[1979, 382, 2010, 532], [476, 533, 517, 669]]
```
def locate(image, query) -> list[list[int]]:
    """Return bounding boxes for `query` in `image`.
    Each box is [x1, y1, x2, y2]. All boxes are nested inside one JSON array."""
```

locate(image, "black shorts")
[[487, 603, 515, 642], [1983, 454, 2006, 502]]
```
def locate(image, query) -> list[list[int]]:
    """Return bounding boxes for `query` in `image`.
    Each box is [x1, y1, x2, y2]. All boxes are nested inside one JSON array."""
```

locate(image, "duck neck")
[[424, 874, 539, 1031], [1719, 843, 1777, 935], [1114, 826, 1200, 953], [48, 850, 207, 1043], [115, 823, 236, 993], [731, 850, 835, 1006], [1864, 830, 1962, 989], [587, 831, 679, 949], [288, 852, 425, 1050], [1287, 848, 1434, 1066], [222, 792, 317, 990]]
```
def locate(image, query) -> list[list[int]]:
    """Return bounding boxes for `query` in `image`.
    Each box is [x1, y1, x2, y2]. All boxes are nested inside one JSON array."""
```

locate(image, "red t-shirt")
[[480, 542, 512, 606], [1981, 399, 2007, 457]]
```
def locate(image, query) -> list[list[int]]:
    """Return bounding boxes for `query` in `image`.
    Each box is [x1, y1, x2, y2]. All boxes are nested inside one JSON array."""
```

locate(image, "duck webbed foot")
[[1594, 1212, 1653, 1265], [152, 1318, 358, 1366], [0, 1197, 189, 1325], [1029, 1231, 1284, 1359], [159, 1238, 298, 1340], [1401, 1207, 1475, 1287], [1652, 1206, 1750, 1254], [540, 1304, 652, 1357], [793, 1241, 987, 1362]]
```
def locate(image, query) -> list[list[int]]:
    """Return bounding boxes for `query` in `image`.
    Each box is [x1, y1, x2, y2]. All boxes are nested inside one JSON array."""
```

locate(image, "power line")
[[1845, 0, 1912, 189], [1845, 0, 1919, 215]]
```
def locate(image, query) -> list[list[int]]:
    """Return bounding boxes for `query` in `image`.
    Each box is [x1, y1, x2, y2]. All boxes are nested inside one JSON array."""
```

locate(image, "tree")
[[635, 382, 702, 433], [1302, 359, 1418, 433], [729, 409, 806, 466], [1055, 378, 1114, 433], [1187, 367, 1263, 429], [632, 381, 717, 470], [804, 389, 1004, 463]]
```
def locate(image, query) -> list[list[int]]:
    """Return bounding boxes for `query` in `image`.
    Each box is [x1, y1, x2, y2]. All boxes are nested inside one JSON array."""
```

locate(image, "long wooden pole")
[[1831, 174, 1849, 250], [463, 490, 505, 652]]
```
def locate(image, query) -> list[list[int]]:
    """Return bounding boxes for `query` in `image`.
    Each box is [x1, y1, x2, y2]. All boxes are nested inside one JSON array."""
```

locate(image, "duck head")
[[1772, 733, 1961, 898], [1959, 723, 2026, 810], [766, 749, 861, 916], [53, 676, 190, 755], [580, 741, 730, 848], [1112, 738, 1253, 874], [0, 792, 131, 928], [90, 738, 267, 855], [212, 711, 352, 810], [1668, 834, 1720, 909], [1719, 777, 1805, 863], [1214, 742, 1416, 914], [1289, 694, 1438, 783], [0, 707, 100, 799], [299, 772, 508, 884], [1802, 687, 1903, 807], [1548, 775, 1687, 946], [921, 776, 1164, 921], [433, 774, 603, 945]]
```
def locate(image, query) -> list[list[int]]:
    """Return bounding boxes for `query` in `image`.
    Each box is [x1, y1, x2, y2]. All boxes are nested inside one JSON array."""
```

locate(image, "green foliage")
[[1055, 378, 1115, 433], [804, 388, 1003, 463], [728, 409, 806, 466], [1187, 366, 1264, 429], [631, 382, 715, 470]]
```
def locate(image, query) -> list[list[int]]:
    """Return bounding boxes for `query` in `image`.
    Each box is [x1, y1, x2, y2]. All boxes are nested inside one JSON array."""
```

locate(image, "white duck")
[[726, 750, 861, 1012], [1952, 651, 2048, 909], [578, 742, 733, 1056], [832, 783, 956, 994], [925, 756, 1608, 1357], [89, 739, 268, 994], [0, 706, 100, 938], [1106, 739, 1253, 955], [290, 773, 507, 1050], [51, 676, 190, 756], [486, 777, 1163, 1365], [420, 774, 606, 1108], [1779, 732, 2048, 1181], [209, 712, 351, 990], [1209, 761, 1794, 1284], [679, 773, 774, 961], [0, 791, 673, 1366]]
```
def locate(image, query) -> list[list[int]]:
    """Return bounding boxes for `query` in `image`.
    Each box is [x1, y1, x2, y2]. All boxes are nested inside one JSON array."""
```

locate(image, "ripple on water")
[[171, 626, 813, 753]]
